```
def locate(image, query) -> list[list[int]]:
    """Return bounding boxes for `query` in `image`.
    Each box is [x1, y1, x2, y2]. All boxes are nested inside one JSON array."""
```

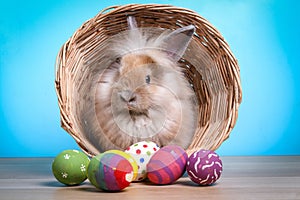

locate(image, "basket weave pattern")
[[55, 4, 242, 156]]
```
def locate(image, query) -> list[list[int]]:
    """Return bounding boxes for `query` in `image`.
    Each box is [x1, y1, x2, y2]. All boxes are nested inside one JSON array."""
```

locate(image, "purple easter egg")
[[186, 149, 223, 185], [147, 145, 188, 185]]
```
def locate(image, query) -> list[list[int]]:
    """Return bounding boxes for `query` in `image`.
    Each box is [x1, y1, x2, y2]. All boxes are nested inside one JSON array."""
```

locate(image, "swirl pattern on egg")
[[186, 149, 223, 185]]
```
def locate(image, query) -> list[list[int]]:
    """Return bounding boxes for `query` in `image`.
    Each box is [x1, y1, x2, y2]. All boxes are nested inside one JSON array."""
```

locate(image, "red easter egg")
[[147, 145, 187, 184]]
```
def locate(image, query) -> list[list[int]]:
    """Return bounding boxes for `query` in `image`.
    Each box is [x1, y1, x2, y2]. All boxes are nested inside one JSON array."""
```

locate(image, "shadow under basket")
[[55, 4, 242, 156]]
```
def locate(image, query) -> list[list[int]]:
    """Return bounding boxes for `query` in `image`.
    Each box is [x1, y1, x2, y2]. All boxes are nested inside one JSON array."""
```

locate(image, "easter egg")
[[186, 149, 223, 185], [105, 150, 139, 180], [87, 150, 134, 191], [87, 154, 102, 189], [147, 145, 188, 185], [125, 141, 160, 181], [52, 150, 90, 186]]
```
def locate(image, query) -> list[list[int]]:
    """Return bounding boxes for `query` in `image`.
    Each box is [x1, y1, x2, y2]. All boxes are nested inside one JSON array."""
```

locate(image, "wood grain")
[[0, 156, 299, 200]]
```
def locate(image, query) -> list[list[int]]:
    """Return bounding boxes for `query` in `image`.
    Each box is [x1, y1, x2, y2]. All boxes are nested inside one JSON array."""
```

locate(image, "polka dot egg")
[[52, 150, 90, 186], [125, 141, 160, 181], [186, 149, 223, 185]]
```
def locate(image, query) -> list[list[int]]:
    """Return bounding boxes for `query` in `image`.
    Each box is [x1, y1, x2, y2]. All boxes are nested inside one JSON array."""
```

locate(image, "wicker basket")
[[55, 4, 242, 156]]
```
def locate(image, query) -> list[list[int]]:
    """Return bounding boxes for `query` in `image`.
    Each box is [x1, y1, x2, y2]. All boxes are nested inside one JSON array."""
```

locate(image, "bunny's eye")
[[115, 57, 121, 64], [145, 75, 151, 84]]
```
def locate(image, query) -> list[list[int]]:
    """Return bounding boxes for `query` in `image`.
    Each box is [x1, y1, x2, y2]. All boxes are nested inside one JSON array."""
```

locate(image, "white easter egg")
[[125, 141, 160, 181]]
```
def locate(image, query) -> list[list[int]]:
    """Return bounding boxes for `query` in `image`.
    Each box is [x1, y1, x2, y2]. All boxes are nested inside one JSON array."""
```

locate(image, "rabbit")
[[93, 16, 198, 152]]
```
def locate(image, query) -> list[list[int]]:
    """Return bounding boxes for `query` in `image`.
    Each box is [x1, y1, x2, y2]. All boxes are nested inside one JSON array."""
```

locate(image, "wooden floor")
[[0, 156, 300, 199]]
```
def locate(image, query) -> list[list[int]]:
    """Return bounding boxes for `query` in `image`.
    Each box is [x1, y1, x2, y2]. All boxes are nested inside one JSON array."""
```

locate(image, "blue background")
[[1, 0, 299, 157]]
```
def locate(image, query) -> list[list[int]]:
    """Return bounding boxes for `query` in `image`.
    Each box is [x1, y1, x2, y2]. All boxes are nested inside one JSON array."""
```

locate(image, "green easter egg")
[[87, 154, 103, 189], [52, 150, 90, 185]]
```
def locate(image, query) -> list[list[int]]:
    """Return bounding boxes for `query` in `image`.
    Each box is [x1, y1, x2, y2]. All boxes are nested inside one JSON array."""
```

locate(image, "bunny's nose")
[[120, 90, 137, 104]]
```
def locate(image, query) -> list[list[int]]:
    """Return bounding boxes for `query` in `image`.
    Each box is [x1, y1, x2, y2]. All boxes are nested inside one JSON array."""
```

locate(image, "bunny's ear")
[[127, 16, 138, 30], [162, 25, 195, 61]]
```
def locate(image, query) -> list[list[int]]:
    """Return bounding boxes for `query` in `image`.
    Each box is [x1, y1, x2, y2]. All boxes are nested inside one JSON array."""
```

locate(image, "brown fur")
[[93, 51, 197, 151], [120, 54, 155, 75], [88, 18, 198, 152]]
